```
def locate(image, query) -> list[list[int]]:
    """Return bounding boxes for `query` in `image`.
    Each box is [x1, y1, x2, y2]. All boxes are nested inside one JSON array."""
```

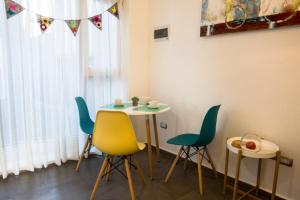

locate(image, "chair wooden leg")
[[106, 157, 114, 182], [86, 137, 92, 158], [125, 158, 136, 200], [133, 157, 146, 184], [197, 150, 204, 195], [90, 157, 109, 200], [165, 146, 184, 183], [76, 137, 90, 172], [204, 147, 218, 178], [184, 146, 191, 170]]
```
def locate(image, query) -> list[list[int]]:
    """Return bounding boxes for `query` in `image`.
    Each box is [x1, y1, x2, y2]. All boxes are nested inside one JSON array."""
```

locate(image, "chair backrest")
[[75, 96, 94, 135], [92, 111, 140, 155], [194, 105, 221, 146]]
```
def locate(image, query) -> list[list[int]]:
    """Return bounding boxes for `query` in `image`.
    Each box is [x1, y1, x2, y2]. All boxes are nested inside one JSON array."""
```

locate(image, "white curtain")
[[85, 0, 127, 120], [0, 0, 125, 179]]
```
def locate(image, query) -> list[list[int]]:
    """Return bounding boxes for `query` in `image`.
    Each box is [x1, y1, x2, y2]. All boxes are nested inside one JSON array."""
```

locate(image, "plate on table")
[[114, 104, 124, 107], [147, 105, 159, 109]]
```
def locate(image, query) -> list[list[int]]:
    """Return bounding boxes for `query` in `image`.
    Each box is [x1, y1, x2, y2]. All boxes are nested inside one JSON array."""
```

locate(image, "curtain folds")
[[0, 0, 124, 179]]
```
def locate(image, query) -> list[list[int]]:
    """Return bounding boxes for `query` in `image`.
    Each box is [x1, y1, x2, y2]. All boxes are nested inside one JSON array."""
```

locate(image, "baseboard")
[[154, 146, 286, 200]]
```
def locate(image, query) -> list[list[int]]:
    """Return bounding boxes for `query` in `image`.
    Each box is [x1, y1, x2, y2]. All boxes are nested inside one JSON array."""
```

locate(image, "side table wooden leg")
[[145, 115, 153, 180], [272, 151, 281, 200], [232, 150, 242, 200], [152, 114, 160, 162], [256, 159, 262, 196], [223, 147, 229, 194]]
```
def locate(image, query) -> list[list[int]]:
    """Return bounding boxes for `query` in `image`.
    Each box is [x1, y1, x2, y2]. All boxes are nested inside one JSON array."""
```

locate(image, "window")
[[0, 0, 125, 178]]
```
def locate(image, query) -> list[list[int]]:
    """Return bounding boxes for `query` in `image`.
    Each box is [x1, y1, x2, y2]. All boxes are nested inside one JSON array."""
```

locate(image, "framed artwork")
[[200, 0, 300, 37]]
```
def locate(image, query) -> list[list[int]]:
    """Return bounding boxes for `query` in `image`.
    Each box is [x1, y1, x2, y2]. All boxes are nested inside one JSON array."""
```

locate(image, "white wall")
[[148, 0, 300, 199], [120, 0, 151, 140], [121, 0, 150, 98]]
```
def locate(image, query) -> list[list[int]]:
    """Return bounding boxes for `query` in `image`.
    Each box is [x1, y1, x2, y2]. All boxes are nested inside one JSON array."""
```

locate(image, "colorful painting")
[[201, 0, 300, 36]]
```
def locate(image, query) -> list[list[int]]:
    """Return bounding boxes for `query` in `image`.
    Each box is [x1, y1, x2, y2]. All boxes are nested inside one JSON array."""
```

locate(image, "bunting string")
[[4, 0, 120, 36]]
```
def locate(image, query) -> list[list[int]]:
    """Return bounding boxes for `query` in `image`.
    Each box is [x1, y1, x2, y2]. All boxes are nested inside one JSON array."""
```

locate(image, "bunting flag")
[[108, 3, 119, 19], [65, 20, 81, 36], [89, 14, 102, 30], [37, 15, 54, 33], [4, 0, 120, 36], [5, 0, 24, 19]]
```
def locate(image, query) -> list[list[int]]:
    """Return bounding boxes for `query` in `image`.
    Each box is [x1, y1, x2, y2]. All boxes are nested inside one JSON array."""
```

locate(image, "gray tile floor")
[[0, 150, 242, 200]]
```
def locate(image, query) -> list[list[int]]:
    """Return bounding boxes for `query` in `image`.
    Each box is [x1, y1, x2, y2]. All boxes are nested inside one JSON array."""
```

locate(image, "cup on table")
[[140, 96, 150, 105], [114, 98, 123, 106], [149, 100, 158, 108]]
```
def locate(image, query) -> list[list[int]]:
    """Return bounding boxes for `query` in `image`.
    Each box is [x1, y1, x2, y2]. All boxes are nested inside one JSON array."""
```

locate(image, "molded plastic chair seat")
[[90, 111, 146, 200], [167, 133, 199, 146], [164, 105, 221, 196], [75, 96, 95, 172], [99, 141, 146, 156], [75, 97, 94, 135], [83, 124, 94, 135]]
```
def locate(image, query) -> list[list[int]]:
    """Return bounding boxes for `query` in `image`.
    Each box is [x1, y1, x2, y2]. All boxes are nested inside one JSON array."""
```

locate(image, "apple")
[[246, 141, 256, 150]]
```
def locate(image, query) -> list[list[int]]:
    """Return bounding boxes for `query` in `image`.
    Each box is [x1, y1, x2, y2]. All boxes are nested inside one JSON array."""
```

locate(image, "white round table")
[[100, 103, 171, 179], [100, 103, 170, 116], [224, 137, 281, 200]]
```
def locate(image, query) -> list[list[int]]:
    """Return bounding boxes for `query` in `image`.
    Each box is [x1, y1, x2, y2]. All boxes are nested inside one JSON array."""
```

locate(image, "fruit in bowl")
[[245, 141, 256, 150], [241, 134, 261, 152]]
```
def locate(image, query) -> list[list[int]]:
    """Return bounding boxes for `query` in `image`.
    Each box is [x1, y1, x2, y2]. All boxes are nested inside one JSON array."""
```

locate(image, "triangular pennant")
[[37, 15, 54, 33], [4, 0, 24, 19], [65, 20, 81, 36], [88, 14, 102, 30], [108, 3, 119, 19]]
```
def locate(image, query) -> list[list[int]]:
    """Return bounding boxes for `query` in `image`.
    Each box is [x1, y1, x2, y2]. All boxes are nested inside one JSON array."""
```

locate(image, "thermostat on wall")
[[154, 25, 169, 41]]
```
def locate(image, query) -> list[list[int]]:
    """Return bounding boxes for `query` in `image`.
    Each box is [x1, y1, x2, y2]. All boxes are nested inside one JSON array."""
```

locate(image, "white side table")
[[223, 137, 281, 200]]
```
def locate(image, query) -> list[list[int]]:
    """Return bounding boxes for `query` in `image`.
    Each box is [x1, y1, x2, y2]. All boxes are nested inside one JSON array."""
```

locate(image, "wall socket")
[[160, 122, 168, 129], [279, 156, 293, 167]]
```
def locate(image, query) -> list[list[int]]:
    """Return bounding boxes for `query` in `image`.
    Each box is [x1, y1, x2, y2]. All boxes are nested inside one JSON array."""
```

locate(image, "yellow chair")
[[90, 111, 146, 200]]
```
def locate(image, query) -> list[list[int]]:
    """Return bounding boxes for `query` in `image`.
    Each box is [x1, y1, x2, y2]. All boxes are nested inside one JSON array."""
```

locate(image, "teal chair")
[[164, 105, 221, 195], [75, 96, 95, 171]]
